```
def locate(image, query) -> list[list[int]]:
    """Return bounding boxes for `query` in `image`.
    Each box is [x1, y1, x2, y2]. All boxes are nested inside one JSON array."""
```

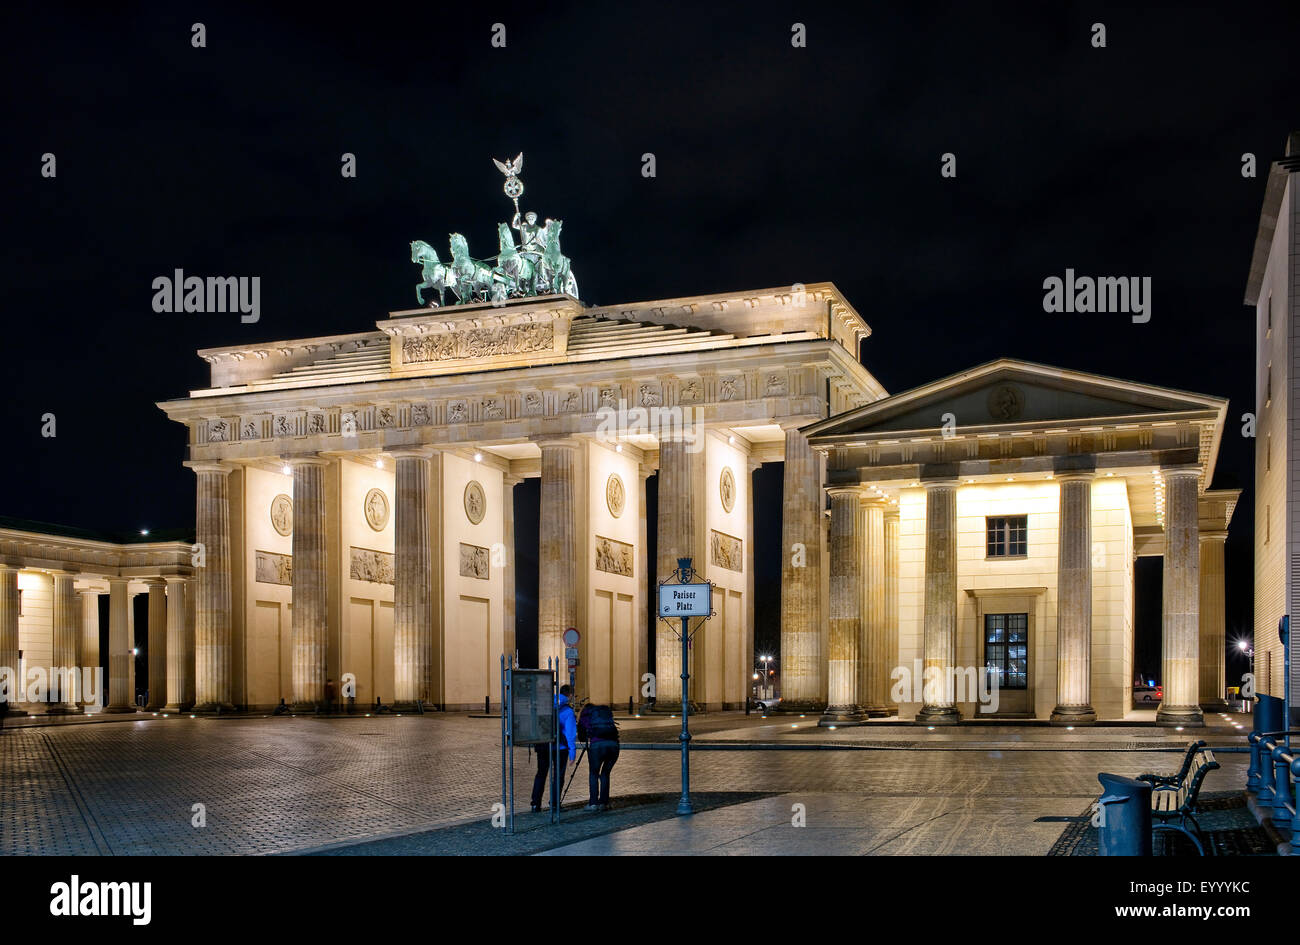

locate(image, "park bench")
[[1136, 739, 1207, 789], [1143, 744, 1220, 855]]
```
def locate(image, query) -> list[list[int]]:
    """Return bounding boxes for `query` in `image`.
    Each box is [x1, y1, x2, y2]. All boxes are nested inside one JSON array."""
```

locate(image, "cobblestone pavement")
[[0, 711, 1252, 855]]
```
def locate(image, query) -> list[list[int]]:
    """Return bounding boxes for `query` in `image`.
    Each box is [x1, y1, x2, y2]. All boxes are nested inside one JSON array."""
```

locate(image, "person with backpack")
[[577, 702, 620, 811], [531, 684, 577, 812]]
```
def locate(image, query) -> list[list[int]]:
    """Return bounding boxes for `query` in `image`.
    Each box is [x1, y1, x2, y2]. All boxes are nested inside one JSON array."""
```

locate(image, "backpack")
[[578, 703, 619, 742]]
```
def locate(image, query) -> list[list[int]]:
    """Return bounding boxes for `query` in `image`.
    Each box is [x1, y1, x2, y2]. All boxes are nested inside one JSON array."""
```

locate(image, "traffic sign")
[[562, 627, 580, 646], [658, 582, 711, 618]]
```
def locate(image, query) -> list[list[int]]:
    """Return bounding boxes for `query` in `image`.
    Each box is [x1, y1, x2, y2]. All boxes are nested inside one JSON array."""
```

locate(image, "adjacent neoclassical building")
[[1246, 131, 1300, 709]]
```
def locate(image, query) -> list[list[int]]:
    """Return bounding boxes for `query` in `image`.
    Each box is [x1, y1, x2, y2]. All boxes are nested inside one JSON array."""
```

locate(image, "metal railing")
[[1245, 693, 1299, 848]]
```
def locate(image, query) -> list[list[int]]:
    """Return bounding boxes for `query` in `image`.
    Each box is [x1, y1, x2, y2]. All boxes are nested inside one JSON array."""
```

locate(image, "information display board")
[[510, 669, 555, 745]]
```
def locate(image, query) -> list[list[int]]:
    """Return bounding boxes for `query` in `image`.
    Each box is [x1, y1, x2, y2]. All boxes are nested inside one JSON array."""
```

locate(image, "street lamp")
[[759, 655, 772, 700]]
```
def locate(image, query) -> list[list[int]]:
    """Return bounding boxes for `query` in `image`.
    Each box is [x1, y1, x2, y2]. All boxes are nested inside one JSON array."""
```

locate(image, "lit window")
[[986, 515, 1028, 557], [984, 613, 1028, 691]]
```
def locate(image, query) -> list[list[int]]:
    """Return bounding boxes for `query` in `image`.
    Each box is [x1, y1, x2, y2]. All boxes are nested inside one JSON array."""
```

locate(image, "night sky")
[[3, 2, 1296, 685]]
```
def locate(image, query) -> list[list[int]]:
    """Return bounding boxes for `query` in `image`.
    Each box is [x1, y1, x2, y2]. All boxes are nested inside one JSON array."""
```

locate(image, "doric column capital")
[[921, 477, 958, 490], [389, 446, 434, 460], [825, 485, 864, 500], [1054, 469, 1095, 484], [530, 434, 581, 451], [184, 460, 234, 476], [0, 561, 22, 574], [108, 576, 130, 588], [163, 574, 188, 586], [1199, 529, 1229, 543], [283, 453, 329, 468], [1160, 464, 1201, 483]]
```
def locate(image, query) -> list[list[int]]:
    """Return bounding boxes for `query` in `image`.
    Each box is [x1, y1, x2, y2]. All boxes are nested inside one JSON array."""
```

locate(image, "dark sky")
[[3, 2, 1295, 682]]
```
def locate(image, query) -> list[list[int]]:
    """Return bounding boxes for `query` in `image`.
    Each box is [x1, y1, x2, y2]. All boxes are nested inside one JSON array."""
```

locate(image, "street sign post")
[[563, 627, 580, 689], [657, 556, 714, 816]]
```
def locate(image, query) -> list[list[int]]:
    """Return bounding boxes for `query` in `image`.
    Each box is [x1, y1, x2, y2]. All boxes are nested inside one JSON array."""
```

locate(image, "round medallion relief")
[[464, 480, 486, 525], [364, 488, 390, 531], [986, 384, 1025, 422], [719, 466, 736, 513], [606, 473, 626, 518], [270, 494, 293, 537]]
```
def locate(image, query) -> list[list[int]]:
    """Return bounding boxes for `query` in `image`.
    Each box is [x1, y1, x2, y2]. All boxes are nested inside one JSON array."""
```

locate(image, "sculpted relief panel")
[[350, 547, 394, 585], [594, 536, 633, 577], [255, 550, 293, 586], [459, 542, 490, 580], [400, 323, 554, 365], [710, 530, 743, 572]]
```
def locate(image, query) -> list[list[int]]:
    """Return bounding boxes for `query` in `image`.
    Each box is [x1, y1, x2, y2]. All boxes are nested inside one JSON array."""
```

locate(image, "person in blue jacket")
[[531, 684, 577, 812]]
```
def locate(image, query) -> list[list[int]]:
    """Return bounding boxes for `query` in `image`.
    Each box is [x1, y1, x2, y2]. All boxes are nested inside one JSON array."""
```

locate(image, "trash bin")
[[1096, 772, 1152, 856]]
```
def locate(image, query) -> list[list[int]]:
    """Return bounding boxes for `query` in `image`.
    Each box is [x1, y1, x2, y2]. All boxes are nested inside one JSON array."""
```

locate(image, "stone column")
[[1198, 530, 1228, 710], [655, 435, 696, 705], [539, 440, 578, 673], [103, 577, 135, 713], [502, 473, 521, 667], [164, 577, 191, 712], [48, 571, 82, 713], [80, 590, 100, 708], [393, 450, 433, 708], [883, 508, 900, 714], [290, 457, 328, 708], [823, 488, 866, 725], [780, 426, 825, 712], [0, 564, 24, 715], [190, 461, 234, 712], [636, 465, 652, 708], [1157, 467, 1203, 726], [917, 480, 960, 724], [144, 578, 167, 710], [745, 459, 759, 710], [1052, 472, 1097, 724], [859, 499, 888, 715]]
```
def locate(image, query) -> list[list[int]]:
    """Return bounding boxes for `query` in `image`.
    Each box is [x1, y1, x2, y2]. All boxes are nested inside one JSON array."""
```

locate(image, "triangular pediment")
[[805, 359, 1226, 440]]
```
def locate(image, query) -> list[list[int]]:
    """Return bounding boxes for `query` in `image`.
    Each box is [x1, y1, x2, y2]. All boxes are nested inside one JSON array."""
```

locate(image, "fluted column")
[[539, 440, 578, 673], [858, 499, 888, 716], [48, 571, 82, 713], [1198, 530, 1228, 710], [163, 577, 191, 712], [655, 435, 698, 705], [1157, 467, 1203, 726], [636, 465, 652, 706], [1052, 472, 1097, 724], [745, 459, 759, 711], [290, 457, 328, 708], [780, 426, 825, 711], [103, 577, 135, 712], [394, 450, 432, 707], [917, 480, 960, 723], [883, 508, 900, 714], [144, 578, 167, 710], [823, 488, 866, 725], [190, 462, 234, 712], [80, 590, 100, 708], [502, 473, 521, 667], [0, 565, 24, 715]]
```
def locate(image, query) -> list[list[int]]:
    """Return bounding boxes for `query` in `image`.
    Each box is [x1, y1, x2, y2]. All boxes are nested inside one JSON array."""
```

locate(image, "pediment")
[[806, 360, 1225, 440]]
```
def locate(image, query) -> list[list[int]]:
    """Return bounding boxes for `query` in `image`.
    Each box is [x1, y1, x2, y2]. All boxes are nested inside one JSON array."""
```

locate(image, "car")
[[1133, 684, 1163, 704], [753, 697, 782, 712]]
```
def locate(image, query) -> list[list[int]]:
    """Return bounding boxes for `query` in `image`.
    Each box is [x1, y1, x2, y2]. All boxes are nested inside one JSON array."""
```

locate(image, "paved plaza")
[[0, 711, 1251, 856]]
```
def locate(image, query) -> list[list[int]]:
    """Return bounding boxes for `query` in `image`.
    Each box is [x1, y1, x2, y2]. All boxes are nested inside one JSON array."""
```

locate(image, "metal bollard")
[[1248, 695, 1281, 794], [485, 696, 490, 715], [1272, 745, 1294, 830], [1097, 773, 1152, 856]]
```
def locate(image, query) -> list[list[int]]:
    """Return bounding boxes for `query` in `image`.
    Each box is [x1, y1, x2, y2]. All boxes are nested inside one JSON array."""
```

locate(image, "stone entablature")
[[165, 343, 876, 463], [0, 526, 194, 579]]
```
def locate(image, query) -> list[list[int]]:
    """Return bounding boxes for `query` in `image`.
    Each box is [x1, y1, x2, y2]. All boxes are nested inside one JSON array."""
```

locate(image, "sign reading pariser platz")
[[658, 583, 712, 618]]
